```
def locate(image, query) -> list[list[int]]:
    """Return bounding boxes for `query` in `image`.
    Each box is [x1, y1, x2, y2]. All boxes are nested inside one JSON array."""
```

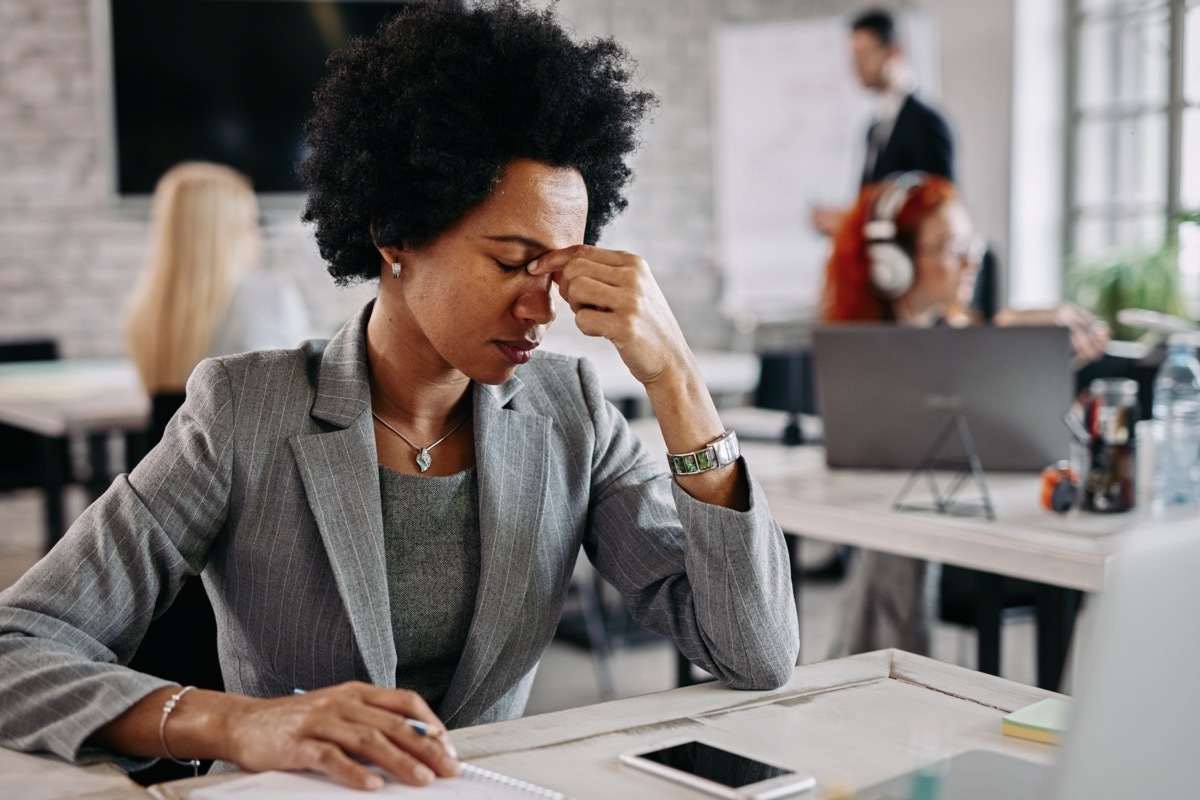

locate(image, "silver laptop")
[[854, 526, 1200, 799], [813, 325, 1075, 471]]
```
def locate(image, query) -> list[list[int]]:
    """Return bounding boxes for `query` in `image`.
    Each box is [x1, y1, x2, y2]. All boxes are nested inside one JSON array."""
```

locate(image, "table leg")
[[1035, 585, 1081, 692], [974, 571, 1003, 676], [37, 434, 68, 551]]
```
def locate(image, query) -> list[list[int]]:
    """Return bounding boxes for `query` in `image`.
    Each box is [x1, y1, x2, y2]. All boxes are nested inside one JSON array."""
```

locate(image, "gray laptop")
[[855, 527, 1200, 799], [813, 325, 1075, 471]]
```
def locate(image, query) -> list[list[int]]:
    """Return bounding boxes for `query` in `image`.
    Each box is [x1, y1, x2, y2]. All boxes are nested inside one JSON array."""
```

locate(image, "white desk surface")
[[142, 650, 1057, 800], [629, 413, 1200, 593], [0, 748, 149, 799], [0, 360, 149, 438]]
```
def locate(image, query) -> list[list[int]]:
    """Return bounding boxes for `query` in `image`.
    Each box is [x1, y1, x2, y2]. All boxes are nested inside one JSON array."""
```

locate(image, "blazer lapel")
[[439, 377, 551, 722], [289, 304, 397, 687]]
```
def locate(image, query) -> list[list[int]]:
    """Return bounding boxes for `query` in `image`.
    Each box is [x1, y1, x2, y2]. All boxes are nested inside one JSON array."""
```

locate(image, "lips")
[[496, 339, 539, 365]]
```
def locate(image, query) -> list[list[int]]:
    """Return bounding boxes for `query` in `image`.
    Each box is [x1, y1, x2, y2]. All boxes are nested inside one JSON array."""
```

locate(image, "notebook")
[[812, 325, 1074, 471], [190, 763, 567, 799]]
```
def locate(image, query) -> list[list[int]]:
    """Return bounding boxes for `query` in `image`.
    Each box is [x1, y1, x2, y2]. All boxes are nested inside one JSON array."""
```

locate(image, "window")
[[1067, 0, 1200, 313]]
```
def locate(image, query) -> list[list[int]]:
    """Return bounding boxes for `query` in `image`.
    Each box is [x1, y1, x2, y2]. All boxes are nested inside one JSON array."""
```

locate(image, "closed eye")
[[493, 258, 531, 273]]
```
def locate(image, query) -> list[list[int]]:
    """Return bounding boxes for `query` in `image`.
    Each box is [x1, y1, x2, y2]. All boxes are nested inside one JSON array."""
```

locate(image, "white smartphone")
[[620, 738, 816, 800]]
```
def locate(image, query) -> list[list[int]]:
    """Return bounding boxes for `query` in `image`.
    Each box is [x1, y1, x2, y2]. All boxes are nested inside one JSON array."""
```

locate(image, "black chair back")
[[0, 339, 63, 493], [128, 389, 224, 784]]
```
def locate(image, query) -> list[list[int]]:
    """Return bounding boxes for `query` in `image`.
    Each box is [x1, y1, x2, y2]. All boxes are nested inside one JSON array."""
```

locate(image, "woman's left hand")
[[528, 246, 691, 386]]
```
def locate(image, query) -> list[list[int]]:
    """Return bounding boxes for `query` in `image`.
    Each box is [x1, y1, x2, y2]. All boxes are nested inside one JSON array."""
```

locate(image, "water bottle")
[[1151, 333, 1200, 509]]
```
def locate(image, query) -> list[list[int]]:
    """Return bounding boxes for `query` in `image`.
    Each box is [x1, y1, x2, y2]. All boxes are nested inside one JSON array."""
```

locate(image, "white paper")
[[191, 765, 563, 800]]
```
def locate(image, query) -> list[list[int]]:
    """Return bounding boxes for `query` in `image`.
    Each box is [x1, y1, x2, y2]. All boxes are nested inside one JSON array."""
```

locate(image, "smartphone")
[[620, 738, 816, 800]]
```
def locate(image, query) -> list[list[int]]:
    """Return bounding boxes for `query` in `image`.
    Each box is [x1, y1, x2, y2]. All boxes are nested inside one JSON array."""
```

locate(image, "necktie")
[[862, 119, 887, 186]]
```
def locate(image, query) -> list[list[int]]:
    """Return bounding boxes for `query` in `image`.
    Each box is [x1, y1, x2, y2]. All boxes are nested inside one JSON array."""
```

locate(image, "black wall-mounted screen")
[[110, 0, 415, 194]]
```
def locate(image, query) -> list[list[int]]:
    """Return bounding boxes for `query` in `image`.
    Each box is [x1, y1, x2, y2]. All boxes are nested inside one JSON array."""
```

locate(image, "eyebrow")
[[482, 235, 549, 251]]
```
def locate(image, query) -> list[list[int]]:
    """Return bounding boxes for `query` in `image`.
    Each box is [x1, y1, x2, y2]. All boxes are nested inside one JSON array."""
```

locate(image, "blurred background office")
[[1, 0, 1197, 355], [1, 0, 1198, 703]]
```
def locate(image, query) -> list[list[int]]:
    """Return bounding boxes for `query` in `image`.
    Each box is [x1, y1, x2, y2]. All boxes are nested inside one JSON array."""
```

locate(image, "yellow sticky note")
[[1001, 698, 1071, 745]]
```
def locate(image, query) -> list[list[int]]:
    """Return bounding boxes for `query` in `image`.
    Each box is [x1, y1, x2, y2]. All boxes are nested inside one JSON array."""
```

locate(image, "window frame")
[[1064, 0, 1196, 260]]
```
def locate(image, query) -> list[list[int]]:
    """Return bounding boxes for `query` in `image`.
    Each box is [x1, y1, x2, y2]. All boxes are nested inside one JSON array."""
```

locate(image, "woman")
[[820, 172, 1106, 656], [0, 1, 798, 792], [125, 161, 313, 441]]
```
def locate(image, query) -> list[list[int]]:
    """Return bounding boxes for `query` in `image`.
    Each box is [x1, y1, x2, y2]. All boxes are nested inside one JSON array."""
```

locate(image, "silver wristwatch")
[[666, 430, 740, 476]]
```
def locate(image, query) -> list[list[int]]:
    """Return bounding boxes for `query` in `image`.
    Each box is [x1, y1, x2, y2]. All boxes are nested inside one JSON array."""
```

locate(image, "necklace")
[[371, 410, 470, 472]]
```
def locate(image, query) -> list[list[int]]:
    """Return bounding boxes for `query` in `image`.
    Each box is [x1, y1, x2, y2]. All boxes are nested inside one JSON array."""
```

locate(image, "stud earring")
[[391, 262, 402, 278]]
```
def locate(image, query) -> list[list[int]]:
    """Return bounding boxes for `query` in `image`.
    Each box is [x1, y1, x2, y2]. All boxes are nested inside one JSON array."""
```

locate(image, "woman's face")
[[377, 159, 588, 385], [906, 200, 981, 312]]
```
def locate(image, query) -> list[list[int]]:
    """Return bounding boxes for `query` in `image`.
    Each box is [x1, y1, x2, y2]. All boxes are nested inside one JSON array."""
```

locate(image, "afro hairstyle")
[[298, 0, 657, 284]]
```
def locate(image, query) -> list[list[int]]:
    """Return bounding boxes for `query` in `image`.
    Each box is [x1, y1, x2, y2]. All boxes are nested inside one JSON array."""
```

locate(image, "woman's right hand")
[[221, 682, 459, 790]]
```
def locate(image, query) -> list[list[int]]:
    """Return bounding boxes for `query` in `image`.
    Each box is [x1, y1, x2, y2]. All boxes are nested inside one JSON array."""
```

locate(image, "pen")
[[292, 688, 433, 737]]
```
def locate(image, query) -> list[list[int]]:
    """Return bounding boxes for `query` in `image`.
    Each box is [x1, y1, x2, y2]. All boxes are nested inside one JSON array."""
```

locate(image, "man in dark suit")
[[811, 9, 955, 236]]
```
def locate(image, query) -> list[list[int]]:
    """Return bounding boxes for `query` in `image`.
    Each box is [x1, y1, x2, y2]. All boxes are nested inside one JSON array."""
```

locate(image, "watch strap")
[[666, 430, 740, 475]]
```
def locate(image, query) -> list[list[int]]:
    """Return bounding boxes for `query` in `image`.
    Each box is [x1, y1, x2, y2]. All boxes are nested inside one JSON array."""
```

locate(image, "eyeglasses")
[[917, 236, 986, 263]]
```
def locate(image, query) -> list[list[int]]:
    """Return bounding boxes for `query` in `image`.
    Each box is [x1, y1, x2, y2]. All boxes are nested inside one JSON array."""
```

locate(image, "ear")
[[376, 244, 404, 266]]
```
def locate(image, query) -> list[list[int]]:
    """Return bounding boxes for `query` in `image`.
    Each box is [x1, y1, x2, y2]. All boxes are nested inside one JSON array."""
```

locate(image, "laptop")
[[854, 527, 1200, 799], [812, 325, 1075, 471]]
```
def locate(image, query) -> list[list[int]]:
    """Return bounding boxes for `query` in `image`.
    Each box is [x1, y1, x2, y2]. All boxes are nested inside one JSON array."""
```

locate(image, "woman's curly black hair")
[[298, 0, 657, 285]]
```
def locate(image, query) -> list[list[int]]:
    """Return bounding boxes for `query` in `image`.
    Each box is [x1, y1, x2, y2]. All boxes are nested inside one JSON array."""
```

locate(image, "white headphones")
[[864, 171, 926, 300]]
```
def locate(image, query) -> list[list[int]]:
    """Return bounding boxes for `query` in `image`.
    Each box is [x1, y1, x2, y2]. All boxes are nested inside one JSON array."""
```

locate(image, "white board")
[[713, 14, 939, 321]]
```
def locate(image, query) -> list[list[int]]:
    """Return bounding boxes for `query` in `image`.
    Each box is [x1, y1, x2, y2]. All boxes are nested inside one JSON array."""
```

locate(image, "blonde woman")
[[126, 162, 312, 439]]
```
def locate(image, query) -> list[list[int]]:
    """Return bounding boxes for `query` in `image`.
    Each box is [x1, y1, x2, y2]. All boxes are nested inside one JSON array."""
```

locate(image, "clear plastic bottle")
[[1151, 333, 1200, 509]]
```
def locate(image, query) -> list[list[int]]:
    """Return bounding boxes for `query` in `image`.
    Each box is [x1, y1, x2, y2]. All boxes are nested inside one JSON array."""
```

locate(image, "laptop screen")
[[813, 325, 1074, 471]]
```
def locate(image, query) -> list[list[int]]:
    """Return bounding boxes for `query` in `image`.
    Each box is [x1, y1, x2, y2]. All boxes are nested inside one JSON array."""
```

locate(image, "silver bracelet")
[[158, 685, 202, 776], [666, 430, 740, 475]]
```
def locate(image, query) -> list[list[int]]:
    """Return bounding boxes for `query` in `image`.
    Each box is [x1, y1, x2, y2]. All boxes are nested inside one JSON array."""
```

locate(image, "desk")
[[0, 747, 149, 799], [629, 416, 1200, 689], [144, 651, 1057, 799], [0, 360, 149, 548]]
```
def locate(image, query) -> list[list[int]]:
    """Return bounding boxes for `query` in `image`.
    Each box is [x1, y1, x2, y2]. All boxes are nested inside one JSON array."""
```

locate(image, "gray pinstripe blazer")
[[0, 303, 799, 764]]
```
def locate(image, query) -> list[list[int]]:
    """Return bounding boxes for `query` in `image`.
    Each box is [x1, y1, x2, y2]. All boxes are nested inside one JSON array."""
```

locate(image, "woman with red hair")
[[820, 172, 980, 328]]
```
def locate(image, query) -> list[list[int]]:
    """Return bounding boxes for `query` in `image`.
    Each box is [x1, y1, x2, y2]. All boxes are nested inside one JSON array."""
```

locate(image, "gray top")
[[378, 465, 480, 710]]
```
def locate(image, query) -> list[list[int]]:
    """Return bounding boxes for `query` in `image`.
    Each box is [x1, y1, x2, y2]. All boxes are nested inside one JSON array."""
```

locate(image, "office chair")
[[753, 350, 815, 445], [0, 340, 65, 494], [128, 390, 224, 785]]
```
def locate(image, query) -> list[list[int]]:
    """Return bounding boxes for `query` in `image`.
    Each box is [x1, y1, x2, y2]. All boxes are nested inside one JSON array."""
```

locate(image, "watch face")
[[716, 431, 739, 465]]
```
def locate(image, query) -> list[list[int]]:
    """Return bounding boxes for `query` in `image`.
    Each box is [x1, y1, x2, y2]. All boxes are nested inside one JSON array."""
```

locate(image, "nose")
[[515, 271, 556, 326]]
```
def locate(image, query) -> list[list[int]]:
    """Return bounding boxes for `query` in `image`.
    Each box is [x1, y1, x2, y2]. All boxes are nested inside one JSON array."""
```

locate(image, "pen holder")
[[1080, 378, 1139, 513]]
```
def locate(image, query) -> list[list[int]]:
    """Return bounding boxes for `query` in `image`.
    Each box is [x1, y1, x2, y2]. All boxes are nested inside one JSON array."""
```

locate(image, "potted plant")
[[1066, 213, 1199, 341]]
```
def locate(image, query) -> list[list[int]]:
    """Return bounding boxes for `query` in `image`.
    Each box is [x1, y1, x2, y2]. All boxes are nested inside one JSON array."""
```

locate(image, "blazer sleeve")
[[575, 359, 799, 690], [0, 358, 236, 763]]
